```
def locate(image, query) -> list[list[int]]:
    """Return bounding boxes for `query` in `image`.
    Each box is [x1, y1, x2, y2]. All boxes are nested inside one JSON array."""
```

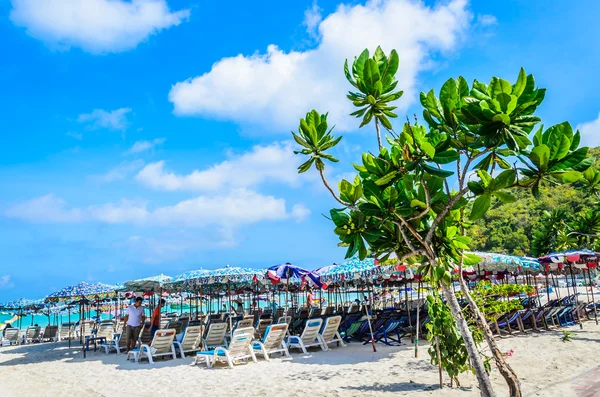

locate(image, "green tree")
[[292, 49, 592, 397]]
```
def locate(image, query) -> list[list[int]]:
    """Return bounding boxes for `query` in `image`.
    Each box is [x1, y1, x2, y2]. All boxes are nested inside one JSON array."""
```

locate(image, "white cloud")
[[135, 141, 306, 191], [577, 113, 600, 148], [476, 14, 497, 26], [0, 275, 14, 289], [66, 131, 83, 140], [9, 0, 190, 54], [126, 138, 166, 154], [4, 189, 310, 227], [303, 1, 323, 39], [93, 160, 145, 182], [169, 0, 471, 132], [78, 108, 132, 131], [5, 194, 83, 223]]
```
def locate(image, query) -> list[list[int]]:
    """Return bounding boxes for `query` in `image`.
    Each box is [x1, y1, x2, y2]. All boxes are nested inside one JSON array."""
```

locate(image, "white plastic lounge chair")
[[286, 318, 325, 354], [194, 327, 257, 368], [127, 329, 177, 364], [174, 325, 203, 358], [25, 326, 41, 343], [2, 328, 20, 346], [90, 322, 115, 347], [58, 323, 74, 341], [39, 326, 58, 342], [252, 323, 291, 361], [318, 315, 346, 350], [202, 322, 228, 351]]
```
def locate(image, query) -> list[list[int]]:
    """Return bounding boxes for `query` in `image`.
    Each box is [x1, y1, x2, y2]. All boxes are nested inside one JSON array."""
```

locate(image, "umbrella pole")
[[587, 268, 598, 325], [544, 270, 551, 304], [362, 283, 376, 352], [404, 276, 412, 341], [415, 277, 421, 358], [568, 263, 583, 328], [552, 273, 560, 300], [228, 281, 233, 333], [286, 276, 290, 310], [68, 305, 71, 349]]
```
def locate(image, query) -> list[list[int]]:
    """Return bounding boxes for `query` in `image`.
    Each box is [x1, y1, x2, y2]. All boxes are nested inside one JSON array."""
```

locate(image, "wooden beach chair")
[[2, 328, 20, 346], [25, 326, 41, 343], [58, 323, 74, 341], [318, 315, 346, 350], [39, 325, 58, 342], [194, 327, 257, 368], [286, 318, 325, 354], [252, 323, 291, 361], [202, 322, 228, 351], [127, 328, 177, 364], [173, 325, 203, 358]]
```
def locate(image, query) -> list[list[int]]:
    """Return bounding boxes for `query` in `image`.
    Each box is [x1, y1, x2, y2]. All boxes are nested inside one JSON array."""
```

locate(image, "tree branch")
[[318, 168, 356, 209], [407, 178, 431, 221], [425, 187, 470, 243]]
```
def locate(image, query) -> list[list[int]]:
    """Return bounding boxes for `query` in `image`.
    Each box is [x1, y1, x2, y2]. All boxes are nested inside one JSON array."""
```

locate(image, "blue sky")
[[1, 0, 599, 301]]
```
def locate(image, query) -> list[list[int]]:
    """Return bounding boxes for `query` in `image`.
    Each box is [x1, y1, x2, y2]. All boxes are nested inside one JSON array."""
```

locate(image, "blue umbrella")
[[318, 257, 382, 284], [123, 274, 172, 292]]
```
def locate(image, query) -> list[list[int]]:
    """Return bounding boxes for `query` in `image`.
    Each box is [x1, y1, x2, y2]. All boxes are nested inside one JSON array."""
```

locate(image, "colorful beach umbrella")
[[467, 251, 542, 273], [318, 257, 382, 284], [267, 263, 323, 289], [123, 274, 172, 292], [46, 282, 117, 302], [196, 265, 263, 286]]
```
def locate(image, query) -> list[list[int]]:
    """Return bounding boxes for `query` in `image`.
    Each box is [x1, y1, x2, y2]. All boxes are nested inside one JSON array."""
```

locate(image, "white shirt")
[[126, 304, 144, 327]]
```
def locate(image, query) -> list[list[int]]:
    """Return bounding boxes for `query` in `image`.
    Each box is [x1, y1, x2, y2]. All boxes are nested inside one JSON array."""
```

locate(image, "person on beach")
[[123, 297, 145, 352], [2, 323, 12, 338], [306, 287, 314, 307], [232, 298, 244, 316], [150, 299, 165, 337]]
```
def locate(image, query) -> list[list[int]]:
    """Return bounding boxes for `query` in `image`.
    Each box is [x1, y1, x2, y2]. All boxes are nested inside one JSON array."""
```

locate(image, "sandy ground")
[[0, 321, 599, 397]]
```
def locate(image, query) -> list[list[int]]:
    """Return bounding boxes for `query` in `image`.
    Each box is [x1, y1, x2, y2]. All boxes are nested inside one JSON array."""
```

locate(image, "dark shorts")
[[151, 325, 159, 337], [125, 325, 142, 345]]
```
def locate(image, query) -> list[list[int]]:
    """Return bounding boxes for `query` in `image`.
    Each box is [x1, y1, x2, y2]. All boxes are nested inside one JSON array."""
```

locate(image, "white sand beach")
[[1, 322, 598, 397]]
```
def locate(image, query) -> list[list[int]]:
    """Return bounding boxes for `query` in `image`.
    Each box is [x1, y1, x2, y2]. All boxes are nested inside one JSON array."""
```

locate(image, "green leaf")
[[470, 193, 492, 220], [512, 67, 527, 97], [549, 147, 587, 171], [387, 49, 399, 77], [353, 49, 369, 80], [433, 150, 459, 164], [463, 253, 481, 266], [489, 77, 512, 97], [440, 78, 458, 113], [493, 191, 516, 203], [383, 186, 399, 207], [494, 169, 516, 189], [364, 58, 380, 88], [530, 144, 550, 171], [570, 130, 581, 151], [330, 209, 349, 227], [375, 170, 399, 186], [422, 163, 454, 178], [467, 181, 485, 195]]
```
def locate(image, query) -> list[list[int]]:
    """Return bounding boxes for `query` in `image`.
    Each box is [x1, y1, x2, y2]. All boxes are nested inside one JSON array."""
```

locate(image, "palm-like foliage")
[[292, 110, 341, 173], [345, 46, 403, 148]]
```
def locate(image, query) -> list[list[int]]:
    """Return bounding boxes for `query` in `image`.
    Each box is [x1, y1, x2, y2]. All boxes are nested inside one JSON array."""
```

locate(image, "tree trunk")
[[457, 271, 523, 397], [440, 283, 497, 397], [374, 118, 383, 150]]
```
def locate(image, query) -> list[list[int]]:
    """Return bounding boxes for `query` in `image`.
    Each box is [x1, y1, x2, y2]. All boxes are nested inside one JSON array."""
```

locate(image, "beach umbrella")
[[46, 281, 117, 355], [123, 274, 172, 292], [318, 257, 382, 284], [267, 263, 323, 308], [46, 282, 117, 302], [196, 266, 264, 286]]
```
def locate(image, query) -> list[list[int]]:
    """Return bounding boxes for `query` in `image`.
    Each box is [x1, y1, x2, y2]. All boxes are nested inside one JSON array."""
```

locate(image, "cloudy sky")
[[0, 0, 599, 300]]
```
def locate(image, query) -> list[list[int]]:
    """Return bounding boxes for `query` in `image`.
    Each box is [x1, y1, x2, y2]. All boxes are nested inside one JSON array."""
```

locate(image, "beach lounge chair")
[[202, 322, 228, 351], [286, 318, 325, 354], [2, 328, 20, 346], [194, 327, 257, 368], [254, 318, 272, 340], [252, 323, 291, 361], [174, 325, 203, 358], [25, 326, 41, 343], [318, 315, 346, 350], [127, 328, 177, 364], [58, 323, 74, 341], [39, 325, 58, 342]]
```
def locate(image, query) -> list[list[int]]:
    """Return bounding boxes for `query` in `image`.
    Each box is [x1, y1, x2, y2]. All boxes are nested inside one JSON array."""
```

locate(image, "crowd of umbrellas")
[[2, 250, 599, 336]]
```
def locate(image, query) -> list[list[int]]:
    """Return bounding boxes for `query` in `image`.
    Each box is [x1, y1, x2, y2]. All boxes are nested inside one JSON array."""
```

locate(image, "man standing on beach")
[[123, 297, 145, 352], [150, 299, 165, 337]]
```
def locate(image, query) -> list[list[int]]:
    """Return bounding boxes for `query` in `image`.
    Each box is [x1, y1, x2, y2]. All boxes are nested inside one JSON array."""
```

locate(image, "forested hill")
[[469, 147, 600, 256]]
